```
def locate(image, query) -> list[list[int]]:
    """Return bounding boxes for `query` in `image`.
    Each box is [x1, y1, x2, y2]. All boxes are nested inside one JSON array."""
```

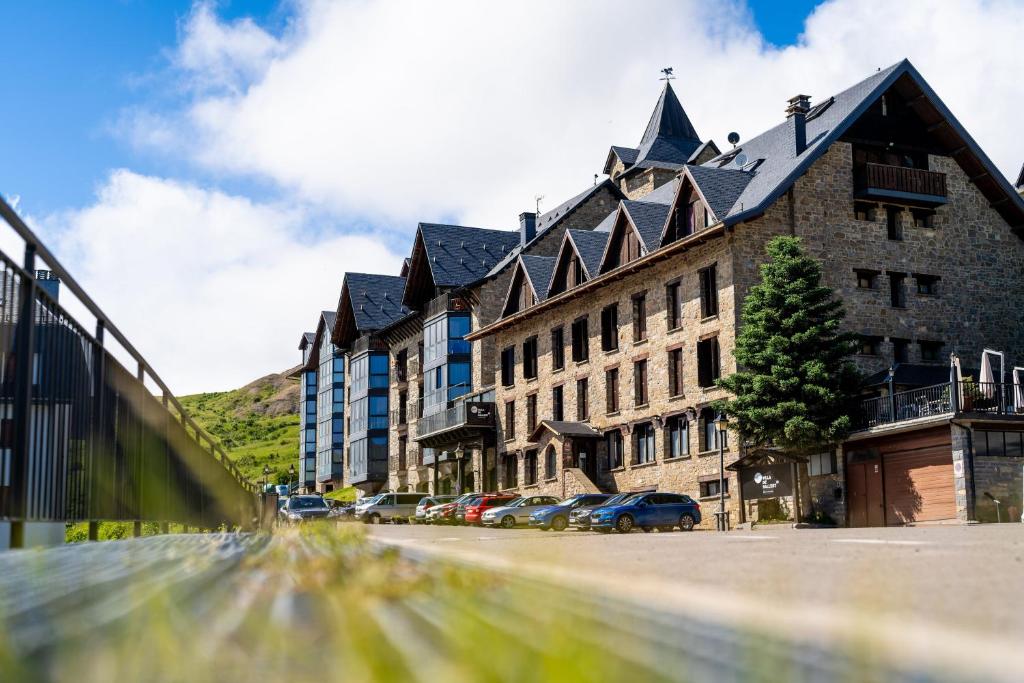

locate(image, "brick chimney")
[[519, 212, 537, 246], [786, 94, 811, 155]]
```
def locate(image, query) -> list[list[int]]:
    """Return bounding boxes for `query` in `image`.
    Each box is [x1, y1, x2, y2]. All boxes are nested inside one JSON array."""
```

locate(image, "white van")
[[356, 492, 429, 524]]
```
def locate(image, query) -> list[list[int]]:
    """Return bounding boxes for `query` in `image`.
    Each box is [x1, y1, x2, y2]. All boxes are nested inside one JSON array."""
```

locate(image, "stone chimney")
[[786, 94, 811, 155], [519, 212, 537, 246]]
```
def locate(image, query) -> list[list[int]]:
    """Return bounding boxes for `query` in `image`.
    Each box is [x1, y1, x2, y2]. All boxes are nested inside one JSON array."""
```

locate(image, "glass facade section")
[[315, 330, 345, 483], [299, 369, 317, 488], [349, 348, 389, 484], [422, 312, 472, 417]]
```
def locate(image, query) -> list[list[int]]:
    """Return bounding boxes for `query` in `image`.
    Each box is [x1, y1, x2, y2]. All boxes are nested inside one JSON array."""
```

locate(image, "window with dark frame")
[[571, 317, 589, 362], [808, 451, 837, 476], [668, 348, 683, 397], [500, 346, 515, 387], [504, 453, 518, 488], [633, 359, 649, 407], [545, 446, 557, 479], [632, 292, 647, 342], [576, 378, 589, 420], [522, 336, 538, 379], [854, 201, 874, 221], [697, 337, 721, 388], [605, 367, 619, 413], [855, 269, 878, 289], [699, 478, 728, 498], [552, 385, 564, 421], [526, 393, 537, 434], [700, 407, 726, 452], [666, 415, 689, 458], [910, 208, 935, 228], [633, 421, 655, 464], [666, 281, 682, 330], [600, 304, 619, 352], [892, 338, 910, 364], [698, 264, 718, 318], [915, 274, 939, 296], [886, 206, 903, 241], [858, 336, 882, 356], [550, 327, 565, 370], [920, 340, 944, 362], [504, 400, 515, 440], [605, 430, 623, 470], [525, 450, 538, 486], [398, 436, 407, 470], [889, 272, 906, 308]]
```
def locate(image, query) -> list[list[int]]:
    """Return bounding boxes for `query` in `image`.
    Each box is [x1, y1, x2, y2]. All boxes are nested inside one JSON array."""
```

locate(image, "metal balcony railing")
[[415, 400, 496, 440], [856, 380, 1024, 429]]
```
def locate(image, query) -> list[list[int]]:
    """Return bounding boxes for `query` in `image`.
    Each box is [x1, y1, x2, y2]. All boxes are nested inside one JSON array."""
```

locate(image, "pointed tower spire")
[[639, 81, 701, 148]]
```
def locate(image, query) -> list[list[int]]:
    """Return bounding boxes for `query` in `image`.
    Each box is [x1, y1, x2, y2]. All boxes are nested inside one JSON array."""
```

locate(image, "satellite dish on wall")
[[727, 132, 740, 146], [734, 153, 748, 167]]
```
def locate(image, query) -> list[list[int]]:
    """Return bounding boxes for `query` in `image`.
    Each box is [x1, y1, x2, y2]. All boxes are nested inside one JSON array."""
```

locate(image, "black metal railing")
[[0, 195, 256, 538], [856, 379, 1024, 428]]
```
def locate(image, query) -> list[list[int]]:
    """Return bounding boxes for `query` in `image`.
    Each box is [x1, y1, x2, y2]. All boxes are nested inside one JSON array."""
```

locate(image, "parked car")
[[464, 495, 518, 526], [415, 495, 457, 522], [279, 495, 331, 524], [528, 493, 611, 531], [568, 492, 638, 530], [355, 492, 429, 524], [275, 484, 290, 498], [589, 492, 701, 533], [327, 499, 356, 521], [455, 493, 488, 525], [427, 493, 479, 524], [483, 495, 562, 528]]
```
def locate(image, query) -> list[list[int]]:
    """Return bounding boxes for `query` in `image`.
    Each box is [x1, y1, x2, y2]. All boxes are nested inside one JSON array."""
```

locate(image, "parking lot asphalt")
[[367, 522, 1024, 642]]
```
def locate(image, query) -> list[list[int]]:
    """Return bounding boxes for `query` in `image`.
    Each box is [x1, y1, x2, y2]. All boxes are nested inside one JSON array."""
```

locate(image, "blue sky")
[[1, 0, 1021, 394]]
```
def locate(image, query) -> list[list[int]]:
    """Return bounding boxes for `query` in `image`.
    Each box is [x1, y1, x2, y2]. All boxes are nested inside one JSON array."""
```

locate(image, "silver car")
[[356, 492, 429, 524], [482, 495, 561, 528], [415, 495, 456, 522]]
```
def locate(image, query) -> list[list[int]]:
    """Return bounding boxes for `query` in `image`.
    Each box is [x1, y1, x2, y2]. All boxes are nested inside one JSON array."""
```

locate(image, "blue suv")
[[528, 494, 611, 531], [589, 492, 701, 533]]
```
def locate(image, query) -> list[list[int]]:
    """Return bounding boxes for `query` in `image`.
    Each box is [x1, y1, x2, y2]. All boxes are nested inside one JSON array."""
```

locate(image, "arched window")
[[545, 445, 557, 479]]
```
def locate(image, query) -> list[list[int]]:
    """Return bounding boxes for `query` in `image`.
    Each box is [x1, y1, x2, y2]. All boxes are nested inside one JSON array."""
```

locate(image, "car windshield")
[[288, 496, 326, 509], [359, 495, 382, 506], [558, 496, 587, 507], [505, 497, 526, 507], [601, 493, 639, 507]]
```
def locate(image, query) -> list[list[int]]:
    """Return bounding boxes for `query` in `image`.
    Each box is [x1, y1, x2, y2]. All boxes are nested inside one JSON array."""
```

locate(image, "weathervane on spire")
[[660, 67, 675, 81]]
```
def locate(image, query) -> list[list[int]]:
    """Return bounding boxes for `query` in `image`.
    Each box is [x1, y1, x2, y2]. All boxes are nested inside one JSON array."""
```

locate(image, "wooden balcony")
[[855, 163, 947, 207]]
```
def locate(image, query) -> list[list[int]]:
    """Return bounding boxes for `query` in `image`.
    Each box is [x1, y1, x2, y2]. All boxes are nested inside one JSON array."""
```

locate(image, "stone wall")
[[972, 456, 1023, 523]]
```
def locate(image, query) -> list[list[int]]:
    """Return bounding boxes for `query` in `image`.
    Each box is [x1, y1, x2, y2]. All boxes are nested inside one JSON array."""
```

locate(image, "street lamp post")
[[454, 443, 465, 494], [715, 413, 729, 531], [262, 465, 271, 491], [288, 463, 296, 493]]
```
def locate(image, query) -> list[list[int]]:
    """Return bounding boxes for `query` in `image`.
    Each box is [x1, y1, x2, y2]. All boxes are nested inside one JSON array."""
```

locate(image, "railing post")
[[9, 244, 37, 544], [950, 378, 960, 414]]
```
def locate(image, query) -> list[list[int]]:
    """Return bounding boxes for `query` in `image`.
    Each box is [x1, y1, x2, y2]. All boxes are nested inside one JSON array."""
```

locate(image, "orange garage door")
[[883, 446, 955, 524]]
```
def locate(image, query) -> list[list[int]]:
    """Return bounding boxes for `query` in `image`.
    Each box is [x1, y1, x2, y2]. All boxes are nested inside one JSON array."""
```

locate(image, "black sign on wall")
[[740, 463, 794, 500]]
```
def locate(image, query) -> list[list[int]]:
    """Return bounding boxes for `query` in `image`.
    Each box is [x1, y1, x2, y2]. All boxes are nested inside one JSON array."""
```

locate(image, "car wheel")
[[615, 515, 634, 533], [501, 515, 516, 529], [641, 526, 653, 533], [551, 516, 568, 532], [369, 513, 381, 525], [679, 513, 695, 531]]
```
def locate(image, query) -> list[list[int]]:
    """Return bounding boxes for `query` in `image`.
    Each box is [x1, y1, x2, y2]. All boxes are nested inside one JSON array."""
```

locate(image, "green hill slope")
[[179, 370, 301, 485]]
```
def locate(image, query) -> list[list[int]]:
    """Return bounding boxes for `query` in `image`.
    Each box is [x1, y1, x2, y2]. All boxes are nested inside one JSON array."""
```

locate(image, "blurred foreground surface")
[[0, 524, 1021, 682]]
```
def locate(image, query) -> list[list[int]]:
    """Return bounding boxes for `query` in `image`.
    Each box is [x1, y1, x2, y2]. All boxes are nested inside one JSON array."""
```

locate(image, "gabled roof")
[[621, 200, 671, 252], [683, 165, 755, 222], [304, 311, 337, 370], [606, 82, 703, 176], [1017, 163, 1024, 190], [528, 420, 602, 442], [565, 229, 608, 279], [519, 255, 556, 303], [334, 273, 411, 347], [687, 139, 721, 164], [703, 59, 1024, 232], [298, 331, 315, 350]]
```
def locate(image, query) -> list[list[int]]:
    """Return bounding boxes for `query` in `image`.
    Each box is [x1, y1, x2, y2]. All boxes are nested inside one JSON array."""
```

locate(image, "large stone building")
[[298, 59, 1024, 527]]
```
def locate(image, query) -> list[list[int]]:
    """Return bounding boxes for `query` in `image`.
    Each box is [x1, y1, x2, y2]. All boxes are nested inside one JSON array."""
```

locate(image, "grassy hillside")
[[179, 370, 301, 486]]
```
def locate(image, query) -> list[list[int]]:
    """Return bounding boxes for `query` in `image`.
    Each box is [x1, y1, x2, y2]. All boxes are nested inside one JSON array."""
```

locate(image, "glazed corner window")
[[576, 377, 589, 421], [631, 292, 647, 342], [920, 340, 944, 362], [858, 336, 881, 356], [696, 337, 720, 388], [910, 208, 935, 228], [522, 336, 538, 379], [698, 264, 718, 318], [500, 346, 515, 387], [888, 272, 906, 308], [854, 201, 874, 221], [550, 327, 565, 371], [854, 269, 878, 290], [571, 317, 589, 363], [600, 304, 618, 352], [915, 274, 939, 296], [605, 367, 619, 414], [504, 400, 515, 440], [633, 359, 649, 407], [552, 385, 564, 422], [666, 281, 682, 330]]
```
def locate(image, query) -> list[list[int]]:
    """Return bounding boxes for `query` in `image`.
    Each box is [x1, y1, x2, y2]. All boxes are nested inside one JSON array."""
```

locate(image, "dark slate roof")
[[622, 200, 671, 251], [687, 139, 721, 163], [320, 310, 337, 334], [593, 210, 618, 233], [685, 165, 755, 221], [566, 229, 609, 278], [520, 255, 556, 302], [344, 273, 410, 332], [528, 420, 601, 442], [298, 331, 315, 350], [610, 145, 639, 167], [1017, 163, 1024, 190], [605, 82, 703, 175], [420, 223, 520, 288]]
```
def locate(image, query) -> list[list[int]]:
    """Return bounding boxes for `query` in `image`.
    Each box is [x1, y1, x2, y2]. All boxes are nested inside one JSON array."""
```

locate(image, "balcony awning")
[[725, 447, 807, 471], [528, 420, 602, 443]]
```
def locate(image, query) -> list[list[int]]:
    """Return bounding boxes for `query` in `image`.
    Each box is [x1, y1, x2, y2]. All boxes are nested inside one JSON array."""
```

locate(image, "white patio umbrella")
[[951, 354, 964, 411], [980, 352, 995, 398], [1013, 367, 1024, 413]]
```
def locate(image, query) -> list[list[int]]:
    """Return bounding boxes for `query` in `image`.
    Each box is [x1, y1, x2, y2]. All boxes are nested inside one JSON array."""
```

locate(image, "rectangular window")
[[910, 208, 934, 228], [698, 264, 718, 318], [576, 378, 589, 421], [855, 269, 878, 289], [700, 408, 726, 452], [571, 317, 589, 362], [501, 346, 515, 387], [398, 436, 408, 471], [915, 274, 939, 296], [631, 293, 647, 342], [522, 336, 538, 379], [525, 450, 538, 486], [858, 336, 882, 356], [889, 272, 906, 308], [808, 451, 837, 476], [854, 201, 874, 221], [666, 281, 682, 330], [633, 422, 655, 464], [892, 337, 910, 364], [633, 359, 648, 407], [699, 478, 729, 498], [526, 393, 538, 434], [504, 454, 518, 488], [504, 400, 515, 440], [668, 348, 683, 397], [550, 327, 565, 371], [600, 304, 618, 352], [605, 368, 619, 414], [552, 385, 564, 422], [920, 340, 944, 362], [666, 416, 689, 458], [697, 337, 721, 388], [886, 206, 902, 241], [605, 430, 623, 470]]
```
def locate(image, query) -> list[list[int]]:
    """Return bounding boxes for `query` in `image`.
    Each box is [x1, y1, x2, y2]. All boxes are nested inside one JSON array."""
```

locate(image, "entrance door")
[[883, 446, 955, 524], [847, 460, 884, 527], [575, 442, 598, 482]]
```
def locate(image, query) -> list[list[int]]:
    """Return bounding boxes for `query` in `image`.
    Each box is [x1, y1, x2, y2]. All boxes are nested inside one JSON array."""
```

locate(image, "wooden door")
[[847, 460, 885, 527], [883, 446, 955, 524]]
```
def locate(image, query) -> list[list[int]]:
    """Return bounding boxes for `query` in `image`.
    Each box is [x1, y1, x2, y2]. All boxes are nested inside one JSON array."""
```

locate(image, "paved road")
[[369, 522, 1024, 679]]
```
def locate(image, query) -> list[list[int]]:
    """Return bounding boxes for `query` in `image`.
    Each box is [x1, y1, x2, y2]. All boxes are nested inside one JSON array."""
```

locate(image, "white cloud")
[[43, 170, 402, 394], [130, 0, 1024, 229]]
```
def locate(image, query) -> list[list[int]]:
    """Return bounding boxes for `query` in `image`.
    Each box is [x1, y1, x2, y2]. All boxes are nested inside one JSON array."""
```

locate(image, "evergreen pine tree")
[[717, 236, 860, 452]]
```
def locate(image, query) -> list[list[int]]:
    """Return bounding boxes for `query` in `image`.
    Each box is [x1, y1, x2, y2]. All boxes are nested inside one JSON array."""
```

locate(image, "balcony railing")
[[856, 380, 1023, 429], [855, 163, 947, 205], [415, 400, 495, 440]]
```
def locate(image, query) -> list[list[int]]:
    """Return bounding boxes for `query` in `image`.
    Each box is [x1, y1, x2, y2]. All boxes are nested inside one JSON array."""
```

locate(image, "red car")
[[463, 495, 518, 526]]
